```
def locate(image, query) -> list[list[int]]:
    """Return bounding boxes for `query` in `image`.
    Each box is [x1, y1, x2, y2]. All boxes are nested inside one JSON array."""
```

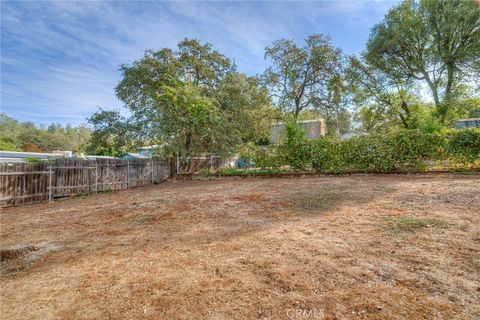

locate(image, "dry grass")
[[1, 174, 479, 319]]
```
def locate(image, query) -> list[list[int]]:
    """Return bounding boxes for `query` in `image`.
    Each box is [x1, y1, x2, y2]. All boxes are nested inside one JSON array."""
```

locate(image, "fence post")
[[48, 165, 52, 202], [95, 162, 98, 193], [127, 160, 130, 189]]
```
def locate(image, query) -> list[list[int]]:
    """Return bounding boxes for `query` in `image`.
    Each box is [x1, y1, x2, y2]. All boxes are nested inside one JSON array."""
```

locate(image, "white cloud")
[[1, 0, 398, 125]]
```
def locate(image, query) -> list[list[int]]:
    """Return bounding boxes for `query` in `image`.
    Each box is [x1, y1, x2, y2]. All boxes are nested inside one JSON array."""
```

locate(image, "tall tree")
[[347, 56, 421, 130], [176, 38, 234, 90], [156, 82, 224, 156], [323, 55, 351, 138], [366, 0, 480, 122], [215, 73, 278, 145], [87, 109, 138, 156], [95, 39, 274, 156], [263, 34, 340, 119]]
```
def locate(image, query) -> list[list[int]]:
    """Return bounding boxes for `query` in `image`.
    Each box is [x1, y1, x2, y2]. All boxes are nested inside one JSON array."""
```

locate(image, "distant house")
[[136, 145, 160, 156], [84, 155, 118, 160], [52, 150, 73, 157], [120, 153, 151, 160], [454, 118, 480, 129], [270, 119, 326, 143]]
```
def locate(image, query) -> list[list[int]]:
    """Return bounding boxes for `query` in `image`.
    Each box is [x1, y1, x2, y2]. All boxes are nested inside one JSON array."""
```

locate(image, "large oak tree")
[[90, 39, 274, 156], [366, 0, 480, 122], [263, 34, 341, 119]]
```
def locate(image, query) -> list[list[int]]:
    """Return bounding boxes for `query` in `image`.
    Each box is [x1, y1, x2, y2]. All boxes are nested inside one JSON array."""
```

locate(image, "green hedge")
[[243, 128, 480, 173], [310, 130, 448, 173], [445, 129, 480, 162]]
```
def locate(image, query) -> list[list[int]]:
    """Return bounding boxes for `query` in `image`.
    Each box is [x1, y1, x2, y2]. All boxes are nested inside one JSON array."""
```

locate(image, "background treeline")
[[0, 113, 91, 153], [1, 0, 479, 158]]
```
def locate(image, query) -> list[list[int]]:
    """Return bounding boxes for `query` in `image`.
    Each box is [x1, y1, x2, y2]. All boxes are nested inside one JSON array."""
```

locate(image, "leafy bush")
[[277, 122, 311, 170], [0, 140, 21, 151], [216, 168, 281, 176], [311, 129, 478, 173], [24, 157, 49, 163], [237, 128, 479, 174], [310, 137, 335, 172], [238, 143, 281, 169], [381, 130, 446, 170], [445, 129, 480, 162]]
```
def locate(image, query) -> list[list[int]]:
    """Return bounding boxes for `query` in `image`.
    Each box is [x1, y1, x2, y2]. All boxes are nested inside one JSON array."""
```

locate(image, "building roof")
[[0, 150, 64, 159], [85, 155, 118, 160], [136, 145, 160, 150], [121, 153, 151, 159], [0, 157, 29, 163], [456, 118, 480, 122]]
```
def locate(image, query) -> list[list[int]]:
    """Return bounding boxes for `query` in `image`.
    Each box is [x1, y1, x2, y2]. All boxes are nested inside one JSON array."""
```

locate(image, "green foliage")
[[23, 157, 49, 163], [86, 109, 137, 156], [277, 122, 311, 170], [445, 129, 480, 162], [0, 113, 91, 153], [215, 73, 278, 145], [0, 140, 20, 151], [216, 168, 245, 175], [237, 143, 281, 169], [215, 168, 281, 176], [263, 34, 341, 118], [242, 128, 478, 173], [366, 0, 480, 122], [348, 56, 437, 133], [95, 38, 275, 157], [158, 83, 223, 156], [470, 108, 480, 118], [388, 217, 448, 233], [237, 142, 256, 164], [311, 129, 478, 173]]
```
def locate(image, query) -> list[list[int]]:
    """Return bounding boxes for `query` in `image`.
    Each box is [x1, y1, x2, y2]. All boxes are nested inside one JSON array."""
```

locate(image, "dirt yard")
[[1, 174, 479, 319]]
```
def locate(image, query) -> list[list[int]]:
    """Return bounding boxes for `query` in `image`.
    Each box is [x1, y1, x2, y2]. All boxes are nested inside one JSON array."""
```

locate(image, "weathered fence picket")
[[0, 158, 171, 207]]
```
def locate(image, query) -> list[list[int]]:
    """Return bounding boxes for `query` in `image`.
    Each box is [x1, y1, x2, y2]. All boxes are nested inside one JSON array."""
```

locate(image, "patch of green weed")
[[388, 216, 448, 232]]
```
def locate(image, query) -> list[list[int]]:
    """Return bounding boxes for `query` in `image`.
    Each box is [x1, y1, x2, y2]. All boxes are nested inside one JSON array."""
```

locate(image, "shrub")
[[445, 128, 480, 162], [311, 129, 475, 173], [237, 142, 256, 164], [239, 128, 479, 174], [215, 168, 281, 176], [238, 143, 281, 169], [382, 130, 446, 170], [277, 122, 311, 170], [310, 138, 336, 172]]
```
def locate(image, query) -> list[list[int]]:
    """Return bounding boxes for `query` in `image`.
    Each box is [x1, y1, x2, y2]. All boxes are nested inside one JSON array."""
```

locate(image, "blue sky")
[[1, 0, 399, 125]]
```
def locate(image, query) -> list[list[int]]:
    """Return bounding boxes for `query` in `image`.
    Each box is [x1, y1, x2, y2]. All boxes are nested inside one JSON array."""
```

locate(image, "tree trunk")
[[185, 132, 192, 155], [293, 99, 301, 120], [185, 132, 193, 172], [399, 100, 411, 129], [335, 103, 341, 138], [422, 72, 443, 122], [398, 113, 409, 129], [441, 65, 455, 123]]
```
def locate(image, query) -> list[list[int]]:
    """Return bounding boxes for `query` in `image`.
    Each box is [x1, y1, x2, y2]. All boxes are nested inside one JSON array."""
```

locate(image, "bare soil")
[[1, 174, 479, 319]]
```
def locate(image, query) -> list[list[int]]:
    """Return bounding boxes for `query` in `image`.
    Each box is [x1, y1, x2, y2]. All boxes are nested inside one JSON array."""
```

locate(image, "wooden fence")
[[0, 158, 172, 207]]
